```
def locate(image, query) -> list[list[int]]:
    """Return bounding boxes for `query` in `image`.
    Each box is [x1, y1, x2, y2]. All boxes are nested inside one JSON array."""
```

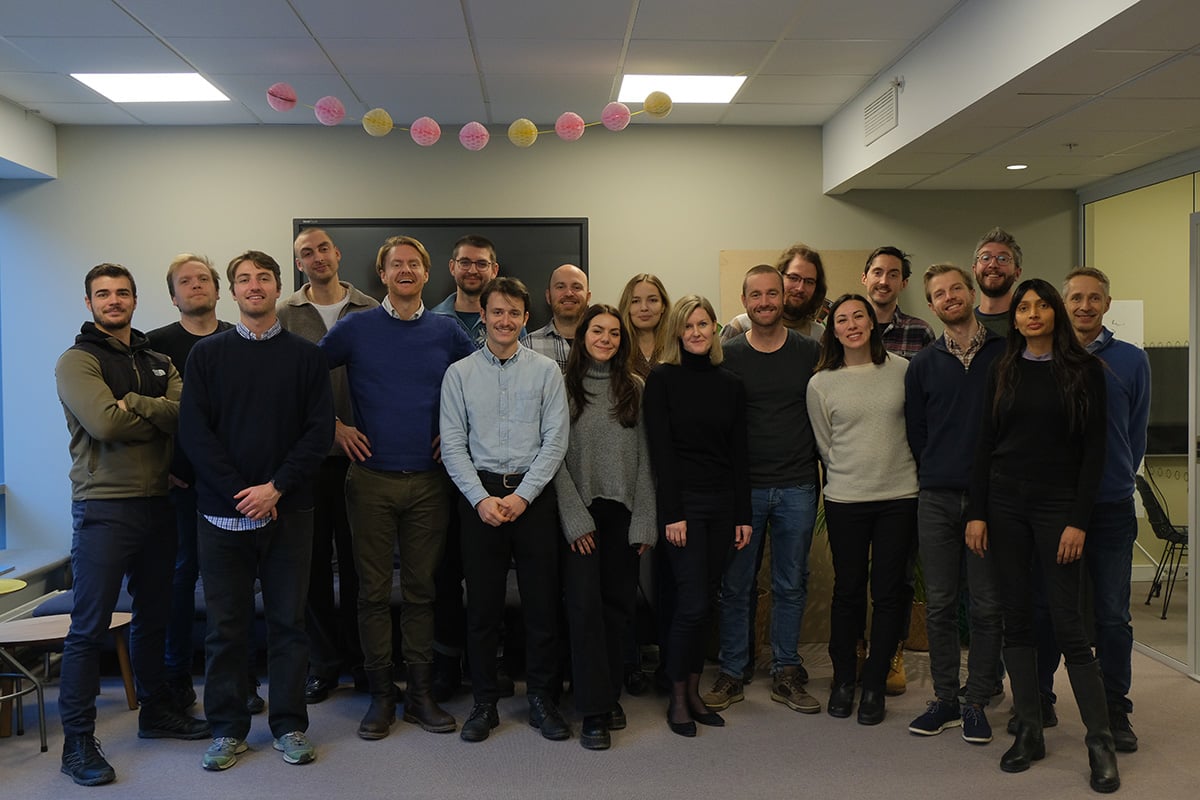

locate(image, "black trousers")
[[460, 481, 561, 703], [305, 456, 361, 679]]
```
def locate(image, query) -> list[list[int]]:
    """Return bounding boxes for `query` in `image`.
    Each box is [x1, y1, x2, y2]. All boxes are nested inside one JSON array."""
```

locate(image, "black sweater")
[[968, 356, 1107, 530], [643, 350, 750, 526]]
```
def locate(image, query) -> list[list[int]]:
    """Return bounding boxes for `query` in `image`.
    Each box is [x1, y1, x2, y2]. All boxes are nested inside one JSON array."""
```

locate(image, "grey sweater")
[[553, 363, 657, 547]]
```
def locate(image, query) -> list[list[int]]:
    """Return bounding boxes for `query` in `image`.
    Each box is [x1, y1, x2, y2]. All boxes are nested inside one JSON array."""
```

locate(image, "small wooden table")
[[0, 612, 136, 752]]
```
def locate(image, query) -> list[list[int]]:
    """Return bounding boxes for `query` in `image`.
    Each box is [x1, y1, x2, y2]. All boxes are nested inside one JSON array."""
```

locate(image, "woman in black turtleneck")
[[643, 294, 751, 737]]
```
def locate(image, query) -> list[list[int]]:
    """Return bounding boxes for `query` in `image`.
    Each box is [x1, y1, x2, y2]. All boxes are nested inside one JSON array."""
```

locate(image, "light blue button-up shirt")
[[439, 343, 569, 508]]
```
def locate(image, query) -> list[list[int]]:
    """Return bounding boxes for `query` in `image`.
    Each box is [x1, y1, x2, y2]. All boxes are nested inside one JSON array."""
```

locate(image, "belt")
[[478, 470, 526, 490]]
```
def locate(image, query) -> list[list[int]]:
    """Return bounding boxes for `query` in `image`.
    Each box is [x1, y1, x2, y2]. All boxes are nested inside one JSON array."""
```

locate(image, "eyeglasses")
[[784, 274, 818, 287], [975, 253, 1013, 266], [454, 258, 493, 271]]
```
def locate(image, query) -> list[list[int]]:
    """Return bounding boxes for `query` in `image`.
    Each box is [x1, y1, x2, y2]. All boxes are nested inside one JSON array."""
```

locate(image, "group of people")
[[53, 224, 1147, 795]]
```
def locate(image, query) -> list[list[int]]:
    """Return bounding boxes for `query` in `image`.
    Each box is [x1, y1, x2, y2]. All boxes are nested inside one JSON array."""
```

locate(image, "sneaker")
[[701, 672, 744, 711], [202, 737, 248, 771], [885, 644, 907, 696], [961, 703, 993, 744], [795, 655, 810, 685], [771, 666, 821, 713], [909, 699, 962, 736], [273, 731, 315, 764], [138, 702, 212, 740], [1109, 708, 1138, 753], [61, 734, 115, 786]]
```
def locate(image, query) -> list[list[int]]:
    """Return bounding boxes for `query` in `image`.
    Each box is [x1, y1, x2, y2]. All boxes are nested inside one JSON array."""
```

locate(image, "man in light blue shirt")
[[440, 276, 570, 744]]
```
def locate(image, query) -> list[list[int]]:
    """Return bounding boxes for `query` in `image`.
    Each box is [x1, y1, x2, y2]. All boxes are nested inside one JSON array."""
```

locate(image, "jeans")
[[918, 489, 1002, 706], [717, 484, 817, 676], [60, 497, 175, 736], [825, 498, 918, 691], [165, 486, 200, 678], [347, 464, 448, 669], [306, 456, 362, 679], [1034, 498, 1137, 712], [198, 511, 313, 740]]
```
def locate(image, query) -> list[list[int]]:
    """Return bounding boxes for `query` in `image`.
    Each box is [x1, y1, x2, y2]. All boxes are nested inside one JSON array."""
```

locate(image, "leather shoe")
[[667, 708, 697, 738], [691, 707, 725, 727], [460, 703, 499, 743], [828, 683, 855, 718], [624, 667, 650, 697], [580, 714, 611, 750], [858, 688, 886, 725], [304, 675, 338, 704], [528, 695, 571, 741], [609, 701, 627, 731]]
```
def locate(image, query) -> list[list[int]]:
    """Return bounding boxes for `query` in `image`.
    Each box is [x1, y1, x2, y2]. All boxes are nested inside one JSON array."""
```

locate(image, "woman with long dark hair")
[[619, 273, 671, 378], [554, 304, 656, 751], [965, 279, 1117, 792], [643, 294, 751, 737], [806, 293, 918, 726]]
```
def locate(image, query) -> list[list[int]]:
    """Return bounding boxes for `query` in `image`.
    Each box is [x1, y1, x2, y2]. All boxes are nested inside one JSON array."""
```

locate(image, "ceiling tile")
[[118, 0, 308, 37], [737, 74, 870, 105], [118, 101, 262, 125], [485, 75, 613, 124], [321, 38, 475, 76], [1107, 53, 1200, 99], [722, 103, 837, 125], [632, 0, 800, 40], [990, 126, 1170, 159], [1084, 0, 1200, 52], [762, 39, 908, 76], [623, 39, 773, 75], [846, 173, 928, 189], [171, 37, 335, 75], [0, 0, 146, 36], [1018, 174, 1117, 190], [467, 0, 632, 39], [0, 39, 47, 72], [875, 152, 971, 173], [475, 38, 623, 75], [1013, 48, 1177, 95], [1063, 97, 1200, 132], [626, 104, 729, 125], [1116, 127, 1200, 155], [6, 36, 189, 73], [19, 102, 140, 125], [0, 71, 104, 103], [909, 125, 1028, 154], [955, 92, 1090, 129], [290, 0, 467, 38], [342, 75, 487, 124], [788, 0, 960, 40]]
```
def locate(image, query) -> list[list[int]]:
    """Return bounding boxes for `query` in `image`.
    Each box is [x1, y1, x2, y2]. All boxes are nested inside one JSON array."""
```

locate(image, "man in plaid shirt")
[[861, 246, 935, 361]]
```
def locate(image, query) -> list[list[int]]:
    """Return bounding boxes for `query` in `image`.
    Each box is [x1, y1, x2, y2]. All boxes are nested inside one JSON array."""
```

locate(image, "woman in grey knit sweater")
[[553, 304, 657, 751]]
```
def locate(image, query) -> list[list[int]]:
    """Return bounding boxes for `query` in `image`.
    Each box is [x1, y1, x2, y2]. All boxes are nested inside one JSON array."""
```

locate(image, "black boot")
[[357, 666, 397, 740], [402, 662, 457, 733], [1067, 660, 1121, 793], [1000, 647, 1046, 774]]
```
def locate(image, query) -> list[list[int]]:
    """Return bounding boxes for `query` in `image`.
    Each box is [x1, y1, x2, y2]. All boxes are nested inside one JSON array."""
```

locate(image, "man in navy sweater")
[[320, 235, 473, 740], [904, 264, 1005, 745], [180, 250, 333, 771]]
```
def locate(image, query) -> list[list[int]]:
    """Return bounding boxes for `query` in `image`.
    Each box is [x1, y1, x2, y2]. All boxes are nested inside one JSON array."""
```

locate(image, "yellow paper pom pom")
[[644, 91, 672, 119], [507, 118, 538, 148], [362, 108, 393, 137]]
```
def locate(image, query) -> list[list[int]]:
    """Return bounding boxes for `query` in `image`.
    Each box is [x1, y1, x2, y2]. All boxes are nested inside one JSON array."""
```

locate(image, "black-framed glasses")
[[454, 258, 493, 271], [975, 253, 1013, 266]]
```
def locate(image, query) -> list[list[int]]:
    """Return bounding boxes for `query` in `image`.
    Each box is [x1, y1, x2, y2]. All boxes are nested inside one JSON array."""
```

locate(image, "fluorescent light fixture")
[[71, 73, 228, 103], [618, 74, 746, 104], [1006, 163, 1028, 171]]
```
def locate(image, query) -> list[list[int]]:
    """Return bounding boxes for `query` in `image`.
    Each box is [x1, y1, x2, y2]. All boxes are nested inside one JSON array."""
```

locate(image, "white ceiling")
[[1, 0, 1199, 190]]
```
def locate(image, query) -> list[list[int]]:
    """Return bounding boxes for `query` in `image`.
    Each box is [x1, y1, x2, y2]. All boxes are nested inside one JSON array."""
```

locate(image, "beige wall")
[[0, 123, 1077, 549]]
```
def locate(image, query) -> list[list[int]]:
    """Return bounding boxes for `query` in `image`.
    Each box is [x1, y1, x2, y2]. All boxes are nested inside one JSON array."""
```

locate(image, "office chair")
[[1134, 474, 1188, 620]]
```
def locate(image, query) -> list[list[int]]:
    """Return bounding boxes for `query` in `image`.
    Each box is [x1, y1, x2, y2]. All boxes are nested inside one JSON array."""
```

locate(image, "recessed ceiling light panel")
[[618, 74, 746, 104], [71, 73, 229, 103]]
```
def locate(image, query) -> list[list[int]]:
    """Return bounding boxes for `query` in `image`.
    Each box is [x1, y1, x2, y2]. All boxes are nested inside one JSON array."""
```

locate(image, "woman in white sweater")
[[807, 294, 919, 726], [554, 304, 656, 751]]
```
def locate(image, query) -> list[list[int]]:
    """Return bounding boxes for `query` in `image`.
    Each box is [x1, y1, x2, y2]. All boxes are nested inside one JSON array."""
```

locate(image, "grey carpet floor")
[[3, 644, 1197, 799]]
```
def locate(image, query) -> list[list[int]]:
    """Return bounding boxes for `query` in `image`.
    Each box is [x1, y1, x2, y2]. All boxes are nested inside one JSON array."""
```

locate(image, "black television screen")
[[1145, 346, 1190, 456], [291, 217, 588, 331]]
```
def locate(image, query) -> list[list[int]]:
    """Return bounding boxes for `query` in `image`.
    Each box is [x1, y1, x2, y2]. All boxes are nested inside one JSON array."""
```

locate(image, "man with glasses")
[[721, 243, 828, 342], [971, 227, 1023, 336], [432, 235, 501, 348], [522, 263, 591, 373]]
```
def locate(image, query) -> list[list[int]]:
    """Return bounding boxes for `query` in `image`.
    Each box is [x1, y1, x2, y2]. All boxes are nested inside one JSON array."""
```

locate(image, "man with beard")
[[861, 246, 935, 360], [522, 263, 590, 372], [432, 234, 501, 348], [56, 263, 209, 786], [972, 227, 1023, 336], [721, 244, 827, 342], [703, 265, 822, 716], [904, 264, 1004, 745]]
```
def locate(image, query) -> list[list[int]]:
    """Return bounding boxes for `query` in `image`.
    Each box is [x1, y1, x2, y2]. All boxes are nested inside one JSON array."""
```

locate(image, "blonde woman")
[[619, 273, 671, 378]]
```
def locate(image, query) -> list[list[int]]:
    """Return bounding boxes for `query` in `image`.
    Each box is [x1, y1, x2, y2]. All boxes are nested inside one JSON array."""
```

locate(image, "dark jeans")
[[460, 480, 560, 704], [825, 498, 918, 691], [563, 499, 639, 715], [198, 511, 312, 740], [306, 456, 362, 679], [987, 475, 1093, 666], [918, 489, 1002, 705], [347, 464, 448, 668], [1034, 498, 1137, 712], [60, 497, 175, 736], [662, 490, 734, 682], [165, 486, 200, 678]]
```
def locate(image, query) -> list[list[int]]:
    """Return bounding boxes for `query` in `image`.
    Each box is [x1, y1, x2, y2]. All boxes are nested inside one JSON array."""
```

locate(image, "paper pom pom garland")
[[410, 116, 441, 146], [362, 108, 393, 137], [266, 82, 297, 112], [266, 85, 672, 149], [314, 95, 345, 126]]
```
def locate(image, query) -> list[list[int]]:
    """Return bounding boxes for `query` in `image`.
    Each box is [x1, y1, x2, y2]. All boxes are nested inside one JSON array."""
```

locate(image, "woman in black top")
[[966, 279, 1117, 793], [643, 294, 751, 737]]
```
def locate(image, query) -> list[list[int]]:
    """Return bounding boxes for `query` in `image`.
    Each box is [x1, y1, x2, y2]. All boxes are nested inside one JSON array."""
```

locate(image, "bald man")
[[521, 264, 590, 372]]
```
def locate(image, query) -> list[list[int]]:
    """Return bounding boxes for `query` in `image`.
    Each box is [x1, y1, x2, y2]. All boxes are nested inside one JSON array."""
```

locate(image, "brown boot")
[[402, 662, 457, 733], [357, 667, 396, 740], [886, 643, 907, 696]]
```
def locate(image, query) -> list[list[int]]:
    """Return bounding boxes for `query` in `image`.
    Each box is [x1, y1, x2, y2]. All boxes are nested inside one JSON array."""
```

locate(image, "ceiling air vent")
[[864, 84, 898, 146]]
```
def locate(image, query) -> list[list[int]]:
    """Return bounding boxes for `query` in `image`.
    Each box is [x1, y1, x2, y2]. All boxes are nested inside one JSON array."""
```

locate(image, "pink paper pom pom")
[[266, 82, 297, 112], [555, 111, 585, 141], [410, 116, 441, 147], [601, 102, 631, 131], [459, 121, 490, 151], [314, 95, 345, 126]]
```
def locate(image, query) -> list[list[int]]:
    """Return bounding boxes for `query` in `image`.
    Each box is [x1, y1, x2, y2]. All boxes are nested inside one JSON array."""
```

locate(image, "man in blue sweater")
[[320, 235, 473, 740], [181, 250, 333, 771], [904, 264, 1005, 745]]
